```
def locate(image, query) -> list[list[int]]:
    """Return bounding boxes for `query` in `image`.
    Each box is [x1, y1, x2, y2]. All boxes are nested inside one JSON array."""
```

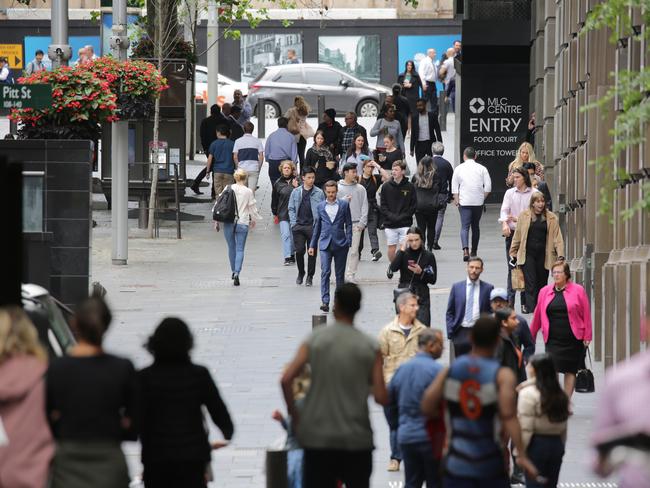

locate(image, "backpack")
[[212, 185, 239, 223]]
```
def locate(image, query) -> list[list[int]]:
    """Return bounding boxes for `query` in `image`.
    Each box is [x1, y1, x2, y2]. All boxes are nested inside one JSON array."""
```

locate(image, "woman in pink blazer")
[[530, 261, 592, 401]]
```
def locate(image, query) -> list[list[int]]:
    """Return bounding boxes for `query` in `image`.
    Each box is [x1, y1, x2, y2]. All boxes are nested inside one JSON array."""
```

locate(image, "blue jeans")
[[458, 205, 483, 251], [223, 222, 249, 274], [525, 434, 564, 488], [320, 247, 347, 305], [401, 442, 439, 488], [287, 449, 304, 488], [383, 406, 402, 461], [279, 220, 295, 258], [434, 203, 447, 242]]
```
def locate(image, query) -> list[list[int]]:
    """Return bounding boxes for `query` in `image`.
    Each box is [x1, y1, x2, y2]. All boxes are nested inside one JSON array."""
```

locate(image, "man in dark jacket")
[[317, 108, 343, 157], [380, 160, 417, 262], [338, 112, 368, 158], [494, 307, 527, 384], [431, 142, 453, 250], [410, 98, 442, 162], [193, 104, 228, 195], [490, 288, 535, 363], [227, 105, 245, 141], [391, 84, 411, 137]]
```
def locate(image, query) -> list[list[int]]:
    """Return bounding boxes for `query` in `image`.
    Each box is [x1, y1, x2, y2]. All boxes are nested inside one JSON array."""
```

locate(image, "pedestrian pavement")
[[92, 113, 616, 487]]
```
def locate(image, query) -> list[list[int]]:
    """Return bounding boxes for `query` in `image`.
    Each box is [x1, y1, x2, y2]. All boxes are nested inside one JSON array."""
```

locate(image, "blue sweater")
[[208, 138, 235, 174], [387, 352, 443, 445]]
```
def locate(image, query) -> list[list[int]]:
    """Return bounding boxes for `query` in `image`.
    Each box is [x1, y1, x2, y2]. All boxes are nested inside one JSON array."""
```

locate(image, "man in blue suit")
[[446, 257, 494, 358], [309, 180, 353, 312]]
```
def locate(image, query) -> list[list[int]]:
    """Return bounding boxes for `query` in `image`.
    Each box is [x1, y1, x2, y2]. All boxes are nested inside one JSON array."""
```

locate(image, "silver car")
[[247, 63, 392, 119]]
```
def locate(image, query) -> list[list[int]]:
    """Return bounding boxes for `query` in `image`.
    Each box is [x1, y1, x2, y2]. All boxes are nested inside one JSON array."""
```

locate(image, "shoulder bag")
[[575, 348, 595, 393]]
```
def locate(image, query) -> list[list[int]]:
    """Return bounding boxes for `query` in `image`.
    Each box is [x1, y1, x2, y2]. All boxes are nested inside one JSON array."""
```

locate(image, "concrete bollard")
[[266, 449, 288, 488], [312, 314, 327, 329], [257, 98, 266, 138]]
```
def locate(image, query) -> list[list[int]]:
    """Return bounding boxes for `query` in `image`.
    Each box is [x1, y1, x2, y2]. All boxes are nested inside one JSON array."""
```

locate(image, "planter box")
[[0, 140, 93, 308]]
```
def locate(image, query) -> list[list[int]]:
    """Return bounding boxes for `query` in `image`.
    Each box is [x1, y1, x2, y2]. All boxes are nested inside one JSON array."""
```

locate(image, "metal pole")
[[110, 0, 130, 265], [173, 163, 181, 239], [207, 1, 220, 116], [256, 98, 266, 138], [48, 0, 72, 68]]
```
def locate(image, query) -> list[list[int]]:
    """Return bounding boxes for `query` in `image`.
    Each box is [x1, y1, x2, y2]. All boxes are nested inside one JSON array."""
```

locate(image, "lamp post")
[[206, 0, 220, 115], [48, 0, 72, 68]]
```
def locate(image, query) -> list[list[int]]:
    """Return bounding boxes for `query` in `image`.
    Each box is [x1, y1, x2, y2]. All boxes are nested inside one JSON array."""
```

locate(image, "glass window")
[[22, 172, 44, 232], [273, 67, 303, 83], [305, 68, 342, 86], [195, 70, 208, 83]]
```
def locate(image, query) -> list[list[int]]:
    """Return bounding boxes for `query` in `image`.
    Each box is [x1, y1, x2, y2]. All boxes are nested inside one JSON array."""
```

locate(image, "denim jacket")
[[288, 185, 325, 228]]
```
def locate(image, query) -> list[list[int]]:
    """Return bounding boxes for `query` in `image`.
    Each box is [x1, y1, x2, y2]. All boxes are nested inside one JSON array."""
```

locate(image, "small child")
[[272, 366, 310, 488]]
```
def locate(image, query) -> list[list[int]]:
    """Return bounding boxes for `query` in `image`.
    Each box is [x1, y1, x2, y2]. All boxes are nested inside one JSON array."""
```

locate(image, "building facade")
[[529, 0, 649, 366]]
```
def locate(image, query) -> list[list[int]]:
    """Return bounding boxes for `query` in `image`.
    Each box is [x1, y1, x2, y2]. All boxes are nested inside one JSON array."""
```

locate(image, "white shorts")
[[385, 227, 409, 246]]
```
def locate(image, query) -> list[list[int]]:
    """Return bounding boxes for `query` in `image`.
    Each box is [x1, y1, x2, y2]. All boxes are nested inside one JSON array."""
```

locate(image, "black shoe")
[[470, 249, 477, 257], [296, 274, 304, 285], [509, 472, 525, 485], [432, 242, 441, 250], [190, 184, 203, 195], [386, 265, 394, 279], [463, 248, 470, 262], [288, 255, 296, 264], [320, 303, 329, 312], [372, 249, 382, 262], [233, 274, 240, 286], [283, 258, 293, 266], [231, 272, 235, 280], [305, 275, 313, 287], [521, 304, 530, 314]]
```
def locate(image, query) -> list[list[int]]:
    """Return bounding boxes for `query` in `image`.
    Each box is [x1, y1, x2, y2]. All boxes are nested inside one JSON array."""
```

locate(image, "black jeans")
[[415, 139, 432, 163], [297, 136, 306, 169], [303, 449, 372, 488], [451, 326, 472, 359], [292, 224, 316, 277], [401, 442, 440, 488], [525, 434, 564, 488], [523, 249, 549, 311], [359, 206, 380, 256], [415, 209, 439, 250], [143, 461, 207, 488], [424, 83, 438, 110]]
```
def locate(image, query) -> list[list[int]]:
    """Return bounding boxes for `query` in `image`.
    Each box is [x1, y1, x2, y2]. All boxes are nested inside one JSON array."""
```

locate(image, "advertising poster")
[[397, 34, 460, 91], [459, 63, 529, 201], [101, 13, 140, 57], [240, 33, 303, 83], [23, 36, 101, 70], [318, 35, 380, 83]]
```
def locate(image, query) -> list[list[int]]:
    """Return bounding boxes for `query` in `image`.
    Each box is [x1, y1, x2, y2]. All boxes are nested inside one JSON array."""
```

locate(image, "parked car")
[[194, 65, 248, 106], [247, 63, 392, 119], [22, 284, 76, 357]]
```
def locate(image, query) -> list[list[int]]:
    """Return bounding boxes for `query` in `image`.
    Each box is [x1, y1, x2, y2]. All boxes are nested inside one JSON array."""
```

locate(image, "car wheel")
[[264, 101, 280, 119], [357, 100, 378, 118]]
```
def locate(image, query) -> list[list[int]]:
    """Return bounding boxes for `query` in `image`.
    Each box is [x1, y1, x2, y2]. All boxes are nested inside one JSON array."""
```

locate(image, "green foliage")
[[582, 0, 650, 221]]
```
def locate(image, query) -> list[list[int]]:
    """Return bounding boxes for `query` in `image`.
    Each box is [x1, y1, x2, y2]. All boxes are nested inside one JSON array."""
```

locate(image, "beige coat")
[[378, 318, 426, 384], [517, 380, 567, 451], [509, 209, 564, 269]]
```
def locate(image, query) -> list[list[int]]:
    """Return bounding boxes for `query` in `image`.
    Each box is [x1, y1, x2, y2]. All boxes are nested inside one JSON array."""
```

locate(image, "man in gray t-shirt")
[[281, 283, 388, 488]]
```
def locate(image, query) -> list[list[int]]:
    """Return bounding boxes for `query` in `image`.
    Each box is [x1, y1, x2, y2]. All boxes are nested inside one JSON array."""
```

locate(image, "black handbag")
[[575, 348, 595, 393]]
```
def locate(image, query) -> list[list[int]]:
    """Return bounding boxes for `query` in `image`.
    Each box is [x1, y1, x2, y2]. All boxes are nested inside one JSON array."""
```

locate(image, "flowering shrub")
[[11, 58, 168, 140]]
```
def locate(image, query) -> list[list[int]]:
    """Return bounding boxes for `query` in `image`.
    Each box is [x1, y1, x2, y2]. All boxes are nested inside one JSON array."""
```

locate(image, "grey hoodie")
[[337, 180, 368, 227]]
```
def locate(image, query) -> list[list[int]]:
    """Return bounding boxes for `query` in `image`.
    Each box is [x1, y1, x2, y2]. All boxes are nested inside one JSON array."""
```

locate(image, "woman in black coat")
[[411, 156, 441, 251], [139, 318, 234, 488], [397, 60, 422, 116], [388, 226, 437, 326]]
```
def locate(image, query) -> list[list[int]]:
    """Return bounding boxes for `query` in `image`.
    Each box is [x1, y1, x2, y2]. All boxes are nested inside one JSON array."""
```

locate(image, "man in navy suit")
[[446, 257, 494, 358], [309, 181, 353, 312]]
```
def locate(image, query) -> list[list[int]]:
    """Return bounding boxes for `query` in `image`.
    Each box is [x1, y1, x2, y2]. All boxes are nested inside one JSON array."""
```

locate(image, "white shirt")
[[418, 113, 429, 141], [451, 159, 492, 206], [232, 134, 264, 173], [226, 183, 262, 227], [325, 200, 339, 222], [0, 66, 9, 82], [461, 278, 481, 328], [443, 57, 456, 85], [418, 56, 437, 83]]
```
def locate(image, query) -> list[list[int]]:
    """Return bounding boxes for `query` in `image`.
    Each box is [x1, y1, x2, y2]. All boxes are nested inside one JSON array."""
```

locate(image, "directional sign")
[[0, 44, 23, 69], [1, 84, 52, 110]]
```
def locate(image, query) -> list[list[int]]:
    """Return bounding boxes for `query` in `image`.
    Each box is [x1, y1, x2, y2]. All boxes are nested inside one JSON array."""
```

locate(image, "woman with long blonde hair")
[[506, 142, 544, 187], [285, 96, 315, 168], [0, 306, 54, 488]]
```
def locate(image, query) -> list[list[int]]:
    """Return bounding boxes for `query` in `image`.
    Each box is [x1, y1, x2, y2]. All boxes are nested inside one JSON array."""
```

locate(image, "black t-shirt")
[[376, 148, 404, 171], [296, 187, 314, 226], [46, 354, 138, 442]]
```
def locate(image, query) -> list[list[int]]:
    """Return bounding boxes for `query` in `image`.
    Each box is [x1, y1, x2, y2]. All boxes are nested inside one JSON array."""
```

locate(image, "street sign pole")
[[207, 1, 219, 116], [110, 0, 130, 265], [48, 0, 71, 68]]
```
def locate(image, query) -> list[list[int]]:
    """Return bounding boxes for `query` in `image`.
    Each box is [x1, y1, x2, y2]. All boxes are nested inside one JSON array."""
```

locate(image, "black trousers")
[[293, 224, 316, 277], [451, 326, 472, 359], [505, 235, 525, 308], [424, 83, 438, 110], [523, 250, 548, 311], [414, 139, 433, 163], [303, 449, 373, 488], [143, 461, 207, 488], [297, 136, 306, 169], [415, 210, 439, 250]]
